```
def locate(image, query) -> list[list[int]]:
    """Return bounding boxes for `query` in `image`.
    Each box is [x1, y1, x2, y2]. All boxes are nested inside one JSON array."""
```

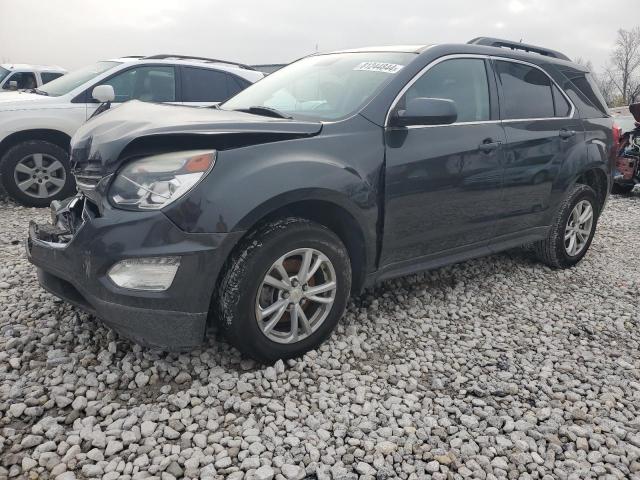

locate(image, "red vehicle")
[[612, 104, 640, 194]]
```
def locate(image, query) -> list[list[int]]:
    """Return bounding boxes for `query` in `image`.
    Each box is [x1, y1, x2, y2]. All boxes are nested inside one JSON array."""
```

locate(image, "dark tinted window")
[[404, 58, 490, 123], [227, 75, 249, 98], [496, 61, 555, 119], [2, 72, 37, 90], [40, 72, 64, 84], [182, 67, 229, 102], [99, 66, 176, 103], [568, 73, 608, 115], [552, 84, 571, 117]]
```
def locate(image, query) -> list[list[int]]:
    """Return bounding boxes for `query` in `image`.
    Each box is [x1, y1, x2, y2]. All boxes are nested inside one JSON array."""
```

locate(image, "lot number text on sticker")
[[354, 62, 404, 74]]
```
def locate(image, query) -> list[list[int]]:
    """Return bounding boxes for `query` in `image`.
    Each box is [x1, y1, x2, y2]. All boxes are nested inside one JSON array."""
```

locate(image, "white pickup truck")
[[0, 55, 263, 206], [0, 64, 67, 91]]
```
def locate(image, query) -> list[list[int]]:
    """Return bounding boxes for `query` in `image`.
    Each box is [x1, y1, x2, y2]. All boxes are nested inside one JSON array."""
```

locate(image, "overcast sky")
[[0, 0, 637, 72]]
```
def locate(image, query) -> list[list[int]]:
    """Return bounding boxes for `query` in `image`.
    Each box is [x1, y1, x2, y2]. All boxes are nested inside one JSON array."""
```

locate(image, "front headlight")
[[109, 150, 216, 210]]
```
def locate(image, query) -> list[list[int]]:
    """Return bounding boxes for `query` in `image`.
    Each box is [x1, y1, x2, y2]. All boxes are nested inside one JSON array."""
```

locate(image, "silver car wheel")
[[14, 153, 66, 199], [255, 248, 337, 344], [564, 199, 594, 257]]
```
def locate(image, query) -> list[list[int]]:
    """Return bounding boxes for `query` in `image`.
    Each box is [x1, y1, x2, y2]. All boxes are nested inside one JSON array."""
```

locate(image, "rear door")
[[180, 66, 250, 107], [492, 59, 584, 237], [382, 56, 507, 266]]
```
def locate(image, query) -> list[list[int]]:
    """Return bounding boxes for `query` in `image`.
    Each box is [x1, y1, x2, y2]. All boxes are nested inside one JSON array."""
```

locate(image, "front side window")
[[496, 61, 558, 119], [40, 61, 120, 97], [181, 67, 229, 102], [222, 52, 416, 121], [98, 66, 176, 103], [2, 72, 37, 90], [401, 58, 490, 123]]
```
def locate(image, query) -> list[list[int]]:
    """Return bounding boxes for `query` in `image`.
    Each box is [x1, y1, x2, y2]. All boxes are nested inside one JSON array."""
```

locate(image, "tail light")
[[612, 122, 622, 162]]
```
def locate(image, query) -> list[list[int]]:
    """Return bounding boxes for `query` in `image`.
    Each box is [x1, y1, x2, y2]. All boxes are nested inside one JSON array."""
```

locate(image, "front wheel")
[[216, 218, 352, 362], [0, 140, 75, 207], [534, 184, 599, 269]]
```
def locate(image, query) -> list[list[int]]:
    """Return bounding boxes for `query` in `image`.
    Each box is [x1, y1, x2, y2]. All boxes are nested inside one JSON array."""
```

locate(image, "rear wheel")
[[534, 183, 599, 269], [0, 140, 75, 207], [216, 218, 351, 362]]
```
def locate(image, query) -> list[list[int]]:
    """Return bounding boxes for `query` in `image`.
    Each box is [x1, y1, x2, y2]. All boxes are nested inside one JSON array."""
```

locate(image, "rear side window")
[[182, 67, 230, 102], [403, 58, 491, 123], [495, 61, 556, 119], [568, 73, 609, 116], [40, 72, 64, 84], [2, 71, 37, 90]]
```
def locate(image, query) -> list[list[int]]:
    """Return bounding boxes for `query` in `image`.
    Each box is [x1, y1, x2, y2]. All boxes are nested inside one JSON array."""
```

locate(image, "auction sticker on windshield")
[[354, 62, 404, 74]]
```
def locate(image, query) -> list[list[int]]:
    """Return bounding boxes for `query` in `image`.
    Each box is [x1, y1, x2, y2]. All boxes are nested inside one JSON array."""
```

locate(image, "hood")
[[71, 100, 323, 176], [0, 91, 61, 111]]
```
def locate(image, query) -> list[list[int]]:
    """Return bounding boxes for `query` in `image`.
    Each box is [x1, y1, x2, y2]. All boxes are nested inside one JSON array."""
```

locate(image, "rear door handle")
[[559, 129, 576, 139], [479, 139, 502, 153]]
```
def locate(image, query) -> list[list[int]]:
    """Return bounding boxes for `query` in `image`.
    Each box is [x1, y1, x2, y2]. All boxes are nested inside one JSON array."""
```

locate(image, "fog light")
[[107, 257, 180, 291]]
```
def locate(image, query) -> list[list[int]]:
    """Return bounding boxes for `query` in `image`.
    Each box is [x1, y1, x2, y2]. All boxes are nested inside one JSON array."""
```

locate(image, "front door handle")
[[479, 139, 502, 153], [559, 129, 576, 139]]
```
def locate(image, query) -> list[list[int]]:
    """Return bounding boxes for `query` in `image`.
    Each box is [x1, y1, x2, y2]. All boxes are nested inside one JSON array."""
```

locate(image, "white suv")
[[0, 64, 67, 92], [0, 55, 264, 206]]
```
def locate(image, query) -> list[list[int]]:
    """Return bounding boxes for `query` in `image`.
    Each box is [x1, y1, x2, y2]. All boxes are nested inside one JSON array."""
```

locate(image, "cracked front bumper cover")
[[26, 196, 243, 350]]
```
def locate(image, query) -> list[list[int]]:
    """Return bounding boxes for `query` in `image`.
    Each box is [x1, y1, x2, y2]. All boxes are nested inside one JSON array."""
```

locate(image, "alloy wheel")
[[564, 199, 594, 256], [255, 248, 337, 344], [13, 153, 66, 199]]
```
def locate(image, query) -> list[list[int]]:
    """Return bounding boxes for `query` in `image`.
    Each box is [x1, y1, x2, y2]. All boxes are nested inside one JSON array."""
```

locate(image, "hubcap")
[[564, 200, 594, 256], [13, 153, 66, 199], [255, 248, 337, 344]]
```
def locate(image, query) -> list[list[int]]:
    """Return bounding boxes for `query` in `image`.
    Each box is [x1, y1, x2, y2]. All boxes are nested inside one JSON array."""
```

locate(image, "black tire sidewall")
[[0, 141, 75, 207], [554, 185, 599, 267], [220, 220, 351, 362]]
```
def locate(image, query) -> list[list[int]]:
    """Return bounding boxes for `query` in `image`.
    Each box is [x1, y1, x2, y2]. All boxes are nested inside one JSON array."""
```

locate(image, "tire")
[[0, 140, 75, 207], [611, 183, 635, 195], [216, 217, 352, 362], [533, 183, 599, 269]]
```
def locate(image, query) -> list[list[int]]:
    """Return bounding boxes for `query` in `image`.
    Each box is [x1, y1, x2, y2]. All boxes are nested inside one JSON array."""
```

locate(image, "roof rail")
[[142, 54, 255, 70], [467, 37, 571, 61]]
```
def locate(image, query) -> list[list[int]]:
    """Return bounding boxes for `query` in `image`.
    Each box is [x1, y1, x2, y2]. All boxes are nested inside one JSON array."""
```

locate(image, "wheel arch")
[[573, 166, 609, 210], [229, 192, 373, 295], [0, 129, 72, 160]]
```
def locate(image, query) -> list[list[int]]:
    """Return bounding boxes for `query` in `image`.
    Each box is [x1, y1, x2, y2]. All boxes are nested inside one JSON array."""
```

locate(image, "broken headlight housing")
[[109, 150, 216, 210]]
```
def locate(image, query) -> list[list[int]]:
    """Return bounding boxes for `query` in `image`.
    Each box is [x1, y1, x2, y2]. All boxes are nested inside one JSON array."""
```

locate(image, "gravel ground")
[[0, 193, 639, 480]]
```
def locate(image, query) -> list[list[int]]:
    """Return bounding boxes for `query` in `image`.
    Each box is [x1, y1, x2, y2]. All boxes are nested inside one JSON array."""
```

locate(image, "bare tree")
[[607, 27, 640, 105]]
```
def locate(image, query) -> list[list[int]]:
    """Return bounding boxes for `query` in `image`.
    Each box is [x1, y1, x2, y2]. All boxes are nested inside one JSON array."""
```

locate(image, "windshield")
[[0, 67, 9, 84], [222, 52, 416, 121], [40, 61, 120, 97]]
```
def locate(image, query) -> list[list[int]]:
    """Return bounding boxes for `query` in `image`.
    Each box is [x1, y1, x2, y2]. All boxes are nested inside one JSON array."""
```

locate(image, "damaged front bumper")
[[26, 195, 243, 350]]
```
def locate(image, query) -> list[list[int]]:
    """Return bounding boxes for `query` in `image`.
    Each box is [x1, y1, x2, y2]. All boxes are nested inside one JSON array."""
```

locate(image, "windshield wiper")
[[233, 106, 292, 119], [29, 88, 49, 96]]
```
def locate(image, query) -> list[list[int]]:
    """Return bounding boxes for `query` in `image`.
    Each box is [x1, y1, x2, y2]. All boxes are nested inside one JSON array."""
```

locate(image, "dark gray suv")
[[27, 38, 614, 361]]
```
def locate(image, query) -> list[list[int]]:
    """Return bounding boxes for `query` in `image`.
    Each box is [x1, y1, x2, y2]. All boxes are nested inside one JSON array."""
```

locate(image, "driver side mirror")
[[391, 97, 458, 127], [8, 80, 18, 91], [92, 84, 115, 103]]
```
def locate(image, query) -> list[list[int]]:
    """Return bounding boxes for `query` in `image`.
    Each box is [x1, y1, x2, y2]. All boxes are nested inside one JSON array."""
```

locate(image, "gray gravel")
[[1, 193, 639, 480]]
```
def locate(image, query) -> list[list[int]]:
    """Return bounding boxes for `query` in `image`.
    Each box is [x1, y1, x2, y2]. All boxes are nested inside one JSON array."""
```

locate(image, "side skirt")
[[364, 226, 549, 287]]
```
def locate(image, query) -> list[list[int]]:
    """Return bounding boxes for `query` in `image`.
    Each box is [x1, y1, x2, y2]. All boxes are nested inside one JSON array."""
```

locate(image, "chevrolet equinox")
[[27, 38, 614, 361]]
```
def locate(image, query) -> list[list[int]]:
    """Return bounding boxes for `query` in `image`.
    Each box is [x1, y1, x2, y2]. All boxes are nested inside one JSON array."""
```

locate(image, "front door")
[[85, 65, 178, 118], [382, 57, 506, 266]]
